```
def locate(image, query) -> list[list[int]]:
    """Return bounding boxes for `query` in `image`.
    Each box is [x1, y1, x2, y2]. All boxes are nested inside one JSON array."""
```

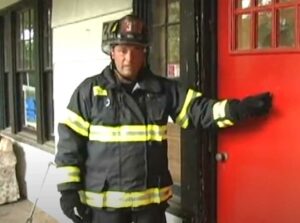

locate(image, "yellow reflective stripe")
[[213, 100, 227, 120], [93, 86, 108, 96], [213, 100, 234, 128], [62, 109, 90, 137], [217, 119, 234, 128], [89, 125, 167, 142], [56, 166, 81, 184], [79, 186, 172, 208], [176, 89, 202, 128]]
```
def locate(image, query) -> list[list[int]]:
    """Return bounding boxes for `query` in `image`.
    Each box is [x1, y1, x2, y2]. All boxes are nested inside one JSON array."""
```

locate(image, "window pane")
[[17, 9, 35, 71], [30, 9, 35, 69], [23, 10, 30, 70], [257, 11, 272, 48], [236, 14, 251, 50], [22, 74, 36, 130], [4, 73, 10, 127], [237, 0, 251, 9], [4, 20, 9, 72], [167, 25, 180, 78], [168, 0, 180, 23], [150, 27, 166, 75], [152, 0, 166, 25], [257, 0, 272, 6], [278, 7, 295, 47], [16, 12, 23, 70]]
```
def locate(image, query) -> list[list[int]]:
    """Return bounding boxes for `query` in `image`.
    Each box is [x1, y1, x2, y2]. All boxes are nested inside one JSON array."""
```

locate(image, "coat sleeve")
[[55, 83, 92, 191], [168, 81, 240, 129]]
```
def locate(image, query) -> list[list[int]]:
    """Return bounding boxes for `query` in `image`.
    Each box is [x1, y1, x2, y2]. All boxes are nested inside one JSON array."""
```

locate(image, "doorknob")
[[215, 152, 229, 162]]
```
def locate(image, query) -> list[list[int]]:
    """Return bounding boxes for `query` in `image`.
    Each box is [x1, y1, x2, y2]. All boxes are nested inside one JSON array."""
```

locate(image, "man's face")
[[111, 44, 146, 81]]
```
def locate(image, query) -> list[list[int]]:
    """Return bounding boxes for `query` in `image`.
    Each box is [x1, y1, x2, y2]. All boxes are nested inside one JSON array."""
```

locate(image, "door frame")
[[194, 0, 218, 222], [134, 0, 218, 222]]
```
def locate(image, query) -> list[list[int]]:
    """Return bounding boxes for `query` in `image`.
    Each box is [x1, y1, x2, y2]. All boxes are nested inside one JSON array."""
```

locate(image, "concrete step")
[[0, 199, 58, 223]]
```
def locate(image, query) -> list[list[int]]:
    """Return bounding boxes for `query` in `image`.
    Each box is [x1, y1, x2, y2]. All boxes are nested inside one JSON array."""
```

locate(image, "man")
[[55, 14, 272, 223]]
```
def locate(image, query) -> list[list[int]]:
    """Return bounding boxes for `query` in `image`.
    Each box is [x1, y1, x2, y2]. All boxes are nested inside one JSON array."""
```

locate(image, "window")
[[150, 0, 181, 201], [0, 16, 10, 129], [231, 0, 300, 52], [2, 0, 54, 143], [16, 8, 37, 130], [150, 0, 180, 78], [4, 18, 10, 128]]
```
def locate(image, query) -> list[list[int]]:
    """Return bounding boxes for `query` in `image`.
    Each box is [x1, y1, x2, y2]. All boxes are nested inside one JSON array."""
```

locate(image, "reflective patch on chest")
[[105, 98, 111, 107]]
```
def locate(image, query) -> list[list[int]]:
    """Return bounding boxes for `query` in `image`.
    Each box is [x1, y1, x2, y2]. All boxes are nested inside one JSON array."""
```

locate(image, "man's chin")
[[117, 71, 138, 81], [120, 71, 138, 78]]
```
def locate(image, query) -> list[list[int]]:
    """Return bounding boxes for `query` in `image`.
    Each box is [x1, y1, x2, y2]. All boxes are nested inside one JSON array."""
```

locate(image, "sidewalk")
[[0, 199, 58, 223]]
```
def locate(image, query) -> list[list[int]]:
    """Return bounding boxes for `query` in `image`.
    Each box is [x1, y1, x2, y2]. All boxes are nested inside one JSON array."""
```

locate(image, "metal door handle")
[[215, 152, 229, 162]]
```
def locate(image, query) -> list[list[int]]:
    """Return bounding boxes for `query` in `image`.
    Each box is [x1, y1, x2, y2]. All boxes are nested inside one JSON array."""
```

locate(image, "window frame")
[[0, 16, 6, 130], [149, 0, 181, 79], [230, 0, 300, 54], [0, 0, 54, 144], [15, 7, 37, 133]]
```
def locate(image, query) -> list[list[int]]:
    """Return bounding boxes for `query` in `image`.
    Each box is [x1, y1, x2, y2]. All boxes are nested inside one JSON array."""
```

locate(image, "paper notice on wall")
[[167, 63, 180, 78]]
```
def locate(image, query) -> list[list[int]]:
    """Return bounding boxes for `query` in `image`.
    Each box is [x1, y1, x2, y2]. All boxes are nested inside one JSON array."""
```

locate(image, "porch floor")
[[0, 199, 58, 223]]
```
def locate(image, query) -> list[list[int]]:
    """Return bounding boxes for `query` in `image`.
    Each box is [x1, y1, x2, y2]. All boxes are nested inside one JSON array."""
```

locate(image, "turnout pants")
[[91, 203, 168, 223]]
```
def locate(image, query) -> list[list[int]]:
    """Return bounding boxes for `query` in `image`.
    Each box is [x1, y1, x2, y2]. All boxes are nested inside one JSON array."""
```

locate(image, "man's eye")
[[118, 48, 127, 54]]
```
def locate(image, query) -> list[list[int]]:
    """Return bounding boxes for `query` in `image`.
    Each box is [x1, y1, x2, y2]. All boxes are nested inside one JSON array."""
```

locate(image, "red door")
[[217, 1, 300, 223]]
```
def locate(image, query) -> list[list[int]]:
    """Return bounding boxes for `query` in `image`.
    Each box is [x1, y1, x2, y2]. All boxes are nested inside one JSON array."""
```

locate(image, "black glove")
[[60, 190, 92, 223], [238, 92, 272, 120]]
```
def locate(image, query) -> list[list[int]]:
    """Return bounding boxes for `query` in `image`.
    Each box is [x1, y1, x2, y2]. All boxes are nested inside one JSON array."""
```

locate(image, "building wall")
[[52, 9, 132, 134], [52, 0, 132, 27], [0, 0, 20, 9]]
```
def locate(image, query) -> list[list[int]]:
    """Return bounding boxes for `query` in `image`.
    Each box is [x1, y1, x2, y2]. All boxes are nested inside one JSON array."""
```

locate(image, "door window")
[[232, 0, 300, 52]]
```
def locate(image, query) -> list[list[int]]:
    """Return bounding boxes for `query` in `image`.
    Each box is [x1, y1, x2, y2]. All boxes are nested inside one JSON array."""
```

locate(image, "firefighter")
[[55, 14, 272, 223]]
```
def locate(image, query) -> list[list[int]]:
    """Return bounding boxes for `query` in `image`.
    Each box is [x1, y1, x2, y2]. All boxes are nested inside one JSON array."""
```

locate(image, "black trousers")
[[91, 203, 168, 223]]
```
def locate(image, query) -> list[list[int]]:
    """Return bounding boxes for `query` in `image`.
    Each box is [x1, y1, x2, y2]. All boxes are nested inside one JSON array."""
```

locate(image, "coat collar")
[[135, 68, 162, 93], [101, 66, 162, 93]]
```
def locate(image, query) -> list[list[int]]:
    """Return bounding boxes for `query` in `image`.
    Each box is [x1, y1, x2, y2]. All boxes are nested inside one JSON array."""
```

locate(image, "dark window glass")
[[3, 17, 10, 128], [278, 7, 296, 47], [257, 11, 272, 48], [236, 14, 251, 49], [16, 8, 37, 130], [150, 0, 180, 78]]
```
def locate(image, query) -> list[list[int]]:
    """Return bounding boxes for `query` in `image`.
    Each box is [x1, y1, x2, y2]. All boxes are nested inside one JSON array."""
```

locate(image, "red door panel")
[[217, 1, 300, 223]]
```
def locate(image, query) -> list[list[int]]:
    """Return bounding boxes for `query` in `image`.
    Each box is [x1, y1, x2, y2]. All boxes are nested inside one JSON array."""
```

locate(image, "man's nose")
[[124, 50, 133, 62]]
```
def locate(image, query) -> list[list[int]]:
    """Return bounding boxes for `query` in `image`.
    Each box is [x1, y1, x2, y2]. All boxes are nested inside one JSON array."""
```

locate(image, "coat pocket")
[[84, 169, 107, 191], [146, 94, 168, 122]]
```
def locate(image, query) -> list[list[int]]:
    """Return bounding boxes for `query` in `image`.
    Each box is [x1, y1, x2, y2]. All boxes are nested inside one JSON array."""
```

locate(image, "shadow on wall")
[[14, 143, 27, 199]]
